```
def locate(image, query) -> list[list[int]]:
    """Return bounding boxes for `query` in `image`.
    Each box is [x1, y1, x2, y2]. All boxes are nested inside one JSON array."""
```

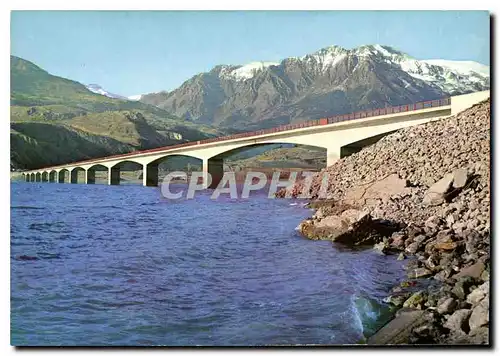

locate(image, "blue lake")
[[11, 182, 405, 346]]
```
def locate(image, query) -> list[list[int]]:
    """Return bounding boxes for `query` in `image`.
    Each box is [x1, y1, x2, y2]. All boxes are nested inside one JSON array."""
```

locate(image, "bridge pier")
[[204, 158, 224, 189], [143, 163, 159, 187], [86, 169, 96, 184], [58, 171, 65, 183], [109, 167, 120, 185], [49, 172, 56, 182], [70, 170, 79, 184]]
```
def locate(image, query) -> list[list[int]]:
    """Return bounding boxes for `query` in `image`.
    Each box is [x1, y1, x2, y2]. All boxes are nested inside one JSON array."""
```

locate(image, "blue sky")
[[11, 11, 490, 97]]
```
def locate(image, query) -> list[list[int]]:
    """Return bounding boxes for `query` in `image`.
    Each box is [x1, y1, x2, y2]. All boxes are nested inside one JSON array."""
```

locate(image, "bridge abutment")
[[143, 163, 159, 187], [109, 167, 120, 185], [326, 147, 341, 167]]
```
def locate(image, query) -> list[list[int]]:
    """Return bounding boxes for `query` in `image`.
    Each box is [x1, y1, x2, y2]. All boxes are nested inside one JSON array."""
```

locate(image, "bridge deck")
[[27, 97, 451, 172]]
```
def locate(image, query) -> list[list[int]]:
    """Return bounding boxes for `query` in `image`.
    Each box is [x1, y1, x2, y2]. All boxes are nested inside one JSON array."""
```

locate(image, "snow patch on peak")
[[373, 44, 393, 57], [422, 60, 490, 77], [355, 44, 412, 61], [222, 61, 279, 81], [85, 84, 127, 100], [396, 57, 489, 93], [302, 46, 348, 71], [313, 45, 348, 56]]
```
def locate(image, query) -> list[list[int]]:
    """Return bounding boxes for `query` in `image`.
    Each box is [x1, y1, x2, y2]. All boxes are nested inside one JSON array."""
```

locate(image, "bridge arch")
[[48, 170, 57, 182], [108, 160, 144, 186], [70, 167, 86, 184], [35, 172, 42, 182], [339, 131, 398, 158], [202, 142, 327, 189], [57, 168, 69, 183], [142, 154, 203, 187], [41, 171, 49, 182], [85, 164, 108, 184]]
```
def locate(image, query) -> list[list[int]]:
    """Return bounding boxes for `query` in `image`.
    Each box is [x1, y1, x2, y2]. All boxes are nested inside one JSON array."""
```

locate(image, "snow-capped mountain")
[[85, 84, 127, 100], [139, 44, 490, 130]]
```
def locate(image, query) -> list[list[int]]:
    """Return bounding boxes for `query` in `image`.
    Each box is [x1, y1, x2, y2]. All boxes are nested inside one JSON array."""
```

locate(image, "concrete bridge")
[[22, 90, 490, 188]]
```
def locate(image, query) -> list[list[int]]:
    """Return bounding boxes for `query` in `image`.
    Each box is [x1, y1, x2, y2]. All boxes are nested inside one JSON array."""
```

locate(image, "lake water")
[[11, 182, 405, 346]]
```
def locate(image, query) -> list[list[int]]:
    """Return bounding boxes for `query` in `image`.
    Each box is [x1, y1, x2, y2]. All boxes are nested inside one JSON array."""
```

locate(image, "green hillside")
[[10, 56, 231, 170]]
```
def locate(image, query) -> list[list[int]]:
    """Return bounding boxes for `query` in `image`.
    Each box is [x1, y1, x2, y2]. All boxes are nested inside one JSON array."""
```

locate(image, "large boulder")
[[403, 291, 427, 309], [452, 168, 470, 189], [466, 281, 489, 306], [298, 208, 399, 245], [436, 297, 457, 315], [422, 169, 471, 207], [344, 174, 411, 207], [422, 173, 454, 206], [469, 297, 489, 331], [454, 262, 485, 280], [443, 309, 471, 333]]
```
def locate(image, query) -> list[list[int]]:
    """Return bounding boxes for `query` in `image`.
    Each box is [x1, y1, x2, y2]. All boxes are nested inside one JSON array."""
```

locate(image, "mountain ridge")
[[139, 44, 489, 130]]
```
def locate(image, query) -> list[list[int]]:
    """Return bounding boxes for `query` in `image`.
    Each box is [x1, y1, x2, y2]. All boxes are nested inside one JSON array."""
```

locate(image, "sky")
[[11, 10, 490, 97]]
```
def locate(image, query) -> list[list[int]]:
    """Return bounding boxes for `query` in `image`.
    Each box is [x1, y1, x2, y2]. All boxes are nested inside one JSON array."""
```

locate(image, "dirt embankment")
[[280, 99, 490, 345]]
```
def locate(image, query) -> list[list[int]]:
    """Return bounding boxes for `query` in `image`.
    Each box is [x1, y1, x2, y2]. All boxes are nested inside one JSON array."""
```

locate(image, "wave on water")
[[351, 294, 395, 341]]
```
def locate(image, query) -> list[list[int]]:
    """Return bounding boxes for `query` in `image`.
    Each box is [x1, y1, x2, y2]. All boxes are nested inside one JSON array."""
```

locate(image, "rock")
[[454, 262, 485, 280], [407, 267, 433, 279], [452, 276, 476, 300], [434, 268, 452, 282], [436, 297, 457, 314], [443, 309, 471, 333], [422, 173, 454, 206], [466, 326, 489, 344], [466, 281, 489, 306], [397, 252, 405, 261], [469, 298, 489, 331], [424, 255, 439, 271], [405, 242, 419, 254], [403, 259, 420, 271], [414, 235, 428, 245], [403, 291, 427, 309], [344, 173, 411, 207], [373, 241, 388, 254], [424, 215, 441, 230], [391, 232, 406, 249], [452, 168, 469, 189], [384, 293, 411, 307], [433, 230, 457, 251], [434, 241, 457, 251]]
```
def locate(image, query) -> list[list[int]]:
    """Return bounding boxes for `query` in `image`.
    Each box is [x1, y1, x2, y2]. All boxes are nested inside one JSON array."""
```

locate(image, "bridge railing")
[[33, 97, 451, 171]]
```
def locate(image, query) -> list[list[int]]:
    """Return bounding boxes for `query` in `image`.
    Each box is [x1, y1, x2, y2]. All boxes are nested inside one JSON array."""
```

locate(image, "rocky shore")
[[279, 99, 490, 345]]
